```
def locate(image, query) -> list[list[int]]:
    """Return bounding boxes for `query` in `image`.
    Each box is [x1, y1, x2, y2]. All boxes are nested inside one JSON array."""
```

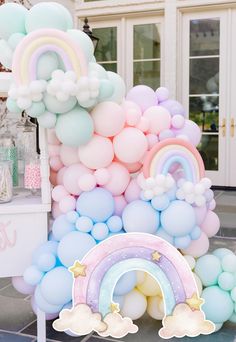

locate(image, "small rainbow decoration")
[[143, 138, 205, 183], [12, 29, 88, 85], [72, 233, 201, 317]]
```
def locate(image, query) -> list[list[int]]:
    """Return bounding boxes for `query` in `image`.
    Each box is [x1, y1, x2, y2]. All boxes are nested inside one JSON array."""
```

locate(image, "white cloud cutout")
[[99, 312, 138, 338], [159, 303, 215, 339]]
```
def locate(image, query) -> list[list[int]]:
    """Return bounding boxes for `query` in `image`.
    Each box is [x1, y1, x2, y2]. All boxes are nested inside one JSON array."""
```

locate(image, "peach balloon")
[[136, 116, 150, 132], [60, 145, 80, 166], [78, 174, 97, 192], [146, 134, 159, 149], [91, 102, 126, 137], [49, 170, 57, 186], [201, 210, 220, 237], [47, 129, 60, 145], [59, 195, 76, 213], [79, 135, 114, 169], [49, 156, 64, 172], [122, 100, 142, 126], [121, 161, 142, 173], [56, 166, 66, 185], [63, 163, 92, 195], [48, 144, 60, 157], [52, 185, 69, 202], [103, 162, 130, 196], [182, 232, 209, 258], [94, 168, 110, 185], [113, 127, 148, 163], [143, 106, 171, 134], [124, 178, 141, 203], [114, 195, 127, 216]]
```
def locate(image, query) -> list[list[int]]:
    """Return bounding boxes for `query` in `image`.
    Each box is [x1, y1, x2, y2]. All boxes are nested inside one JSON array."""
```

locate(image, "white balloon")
[[0, 39, 13, 69], [17, 97, 32, 110], [120, 289, 147, 321], [56, 91, 69, 102], [38, 111, 57, 129], [147, 296, 164, 320]]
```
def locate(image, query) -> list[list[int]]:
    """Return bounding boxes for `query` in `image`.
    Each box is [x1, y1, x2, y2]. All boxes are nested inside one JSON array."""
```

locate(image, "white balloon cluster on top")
[[176, 178, 213, 207], [138, 174, 175, 200]]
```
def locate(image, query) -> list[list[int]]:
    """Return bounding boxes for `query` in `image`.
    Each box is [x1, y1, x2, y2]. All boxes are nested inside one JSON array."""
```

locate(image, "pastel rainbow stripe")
[[73, 233, 199, 317], [12, 29, 88, 85], [143, 138, 205, 182]]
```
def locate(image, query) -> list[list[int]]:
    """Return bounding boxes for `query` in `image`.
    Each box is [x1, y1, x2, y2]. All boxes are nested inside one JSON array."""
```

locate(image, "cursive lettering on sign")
[[0, 222, 17, 251]]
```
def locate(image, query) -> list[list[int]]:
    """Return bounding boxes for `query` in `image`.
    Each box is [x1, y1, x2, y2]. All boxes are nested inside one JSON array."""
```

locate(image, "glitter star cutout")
[[152, 251, 162, 261], [110, 302, 120, 313], [69, 261, 87, 278], [186, 293, 204, 310]]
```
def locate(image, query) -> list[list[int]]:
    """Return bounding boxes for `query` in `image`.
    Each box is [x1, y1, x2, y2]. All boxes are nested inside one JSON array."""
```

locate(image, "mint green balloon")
[[0, 3, 27, 40], [8, 32, 25, 50], [55, 107, 94, 147], [221, 254, 236, 273], [229, 312, 236, 323], [44, 93, 77, 114], [218, 272, 235, 291], [26, 101, 46, 118], [98, 79, 114, 101], [89, 62, 108, 79], [202, 286, 234, 323], [6, 98, 21, 113], [50, 2, 73, 30], [195, 255, 222, 286], [231, 287, 236, 301], [38, 111, 57, 129], [106, 71, 126, 104], [212, 248, 234, 260], [68, 30, 94, 61], [37, 52, 59, 80]]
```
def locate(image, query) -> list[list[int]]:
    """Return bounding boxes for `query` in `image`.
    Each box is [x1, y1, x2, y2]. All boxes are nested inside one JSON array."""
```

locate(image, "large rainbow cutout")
[[12, 29, 88, 85], [73, 233, 200, 317], [143, 138, 205, 183]]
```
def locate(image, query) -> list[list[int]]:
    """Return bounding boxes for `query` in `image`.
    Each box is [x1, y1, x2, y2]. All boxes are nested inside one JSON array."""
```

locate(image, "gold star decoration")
[[152, 251, 162, 261], [69, 261, 87, 278], [186, 293, 204, 310], [110, 302, 120, 313]]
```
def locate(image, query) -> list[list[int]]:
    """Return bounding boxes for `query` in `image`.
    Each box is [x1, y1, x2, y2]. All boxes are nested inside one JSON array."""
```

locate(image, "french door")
[[181, 9, 236, 187]]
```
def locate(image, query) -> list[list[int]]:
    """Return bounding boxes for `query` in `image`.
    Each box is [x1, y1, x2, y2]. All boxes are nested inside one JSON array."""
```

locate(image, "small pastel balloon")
[[113, 127, 148, 163], [126, 85, 157, 112], [103, 162, 130, 196], [122, 100, 142, 125], [212, 248, 235, 260], [52, 201, 63, 219], [6, 98, 21, 113], [23, 265, 44, 286], [48, 144, 60, 157], [195, 254, 222, 286], [124, 178, 141, 203], [136, 116, 150, 133], [143, 106, 171, 135], [114, 195, 127, 216], [201, 210, 220, 237], [146, 134, 159, 149], [34, 285, 63, 314], [37, 52, 59, 80], [182, 232, 209, 258], [59, 195, 76, 213], [75, 216, 93, 233], [37, 252, 56, 272], [49, 156, 63, 172], [221, 254, 236, 273], [12, 276, 35, 295], [79, 134, 114, 169], [106, 71, 126, 103], [56, 166, 66, 185], [52, 185, 69, 202], [59, 145, 80, 166], [0, 39, 13, 69], [91, 102, 125, 137], [78, 173, 97, 192], [91, 222, 109, 241], [137, 273, 162, 297], [68, 29, 94, 62], [173, 119, 201, 146], [98, 79, 114, 101], [30, 296, 59, 321], [121, 161, 142, 173], [47, 129, 60, 145], [8, 32, 25, 50], [26, 101, 46, 118], [156, 227, 174, 245], [171, 114, 185, 129], [121, 289, 147, 320], [94, 168, 110, 185], [159, 129, 175, 141], [151, 195, 170, 211], [50, 170, 58, 186], [156, 87, 169, 102], [88, 62, 108, 79], [114, 272, 137, 297], [66, 211, 79, 224], [190, 226, 201, 240], [194, 205, 207, 226], [44, 93, 77, 114], [174, 235, 191, 249], [208, 199, 216, 210], [147, 296, 164, 320], [63, 163, 92, 195], [52, 214, 75, 241], [107, 215, 123, 233], [160, 99, 185, 117], [38, 111, 57, 129], [218, 272, 235, 291], [0, 3, 27, 40]]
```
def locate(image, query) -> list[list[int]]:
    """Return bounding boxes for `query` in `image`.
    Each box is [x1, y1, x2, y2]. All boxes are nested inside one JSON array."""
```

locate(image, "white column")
[[37, 308, 46, 342]]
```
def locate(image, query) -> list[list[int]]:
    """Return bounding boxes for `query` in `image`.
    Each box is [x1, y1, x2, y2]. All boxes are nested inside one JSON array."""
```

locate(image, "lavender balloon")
[[126, 85, 157, 112]]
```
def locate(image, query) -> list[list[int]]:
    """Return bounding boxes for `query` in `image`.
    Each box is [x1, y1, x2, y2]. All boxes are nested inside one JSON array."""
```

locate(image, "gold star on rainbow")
[[69, 261, 87, 278], [186, 293, 204, 310], [152, 251, 162, 261], [110, 302, 120, 313]]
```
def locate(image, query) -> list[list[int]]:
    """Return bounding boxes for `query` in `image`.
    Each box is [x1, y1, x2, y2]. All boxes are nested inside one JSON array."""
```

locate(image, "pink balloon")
[[114, 195, 127, 216], [12, 276, 35, 295], [143, 106, 171, 135], [194, 204, 207, 226], [146, 134, 159, 149], [182, 232, 209, 258], [79, 135, 114, 169], [113, 127, 148, 163], [52, 185, 69, 202], [173, 120, 201, 146], [50, 170, 57, 186], [201, 210, 220, 237], [171, 115, 185, 129], [47, 129, 60, 145], [49, 156, 64, 172], [60, 145, 80, 166], [52, 201, 63, 219], [121, 161, 142, 173], [59, 195, 76, 213], [63, 163, 92, 195], [31, 296, 59, 320], [124, 178, 141, 203], [126, 85, 157, 112], [91, 101, 126, 137], [56, 166, 67, 185], [78, 174, 97, 192], [208, 199, 216, 210], [48, 144, 60, 157], [103, 162, 130, 196], [94, 168, 110, 185], [136, 116, 150, 132], [122, 100, 142, 126]]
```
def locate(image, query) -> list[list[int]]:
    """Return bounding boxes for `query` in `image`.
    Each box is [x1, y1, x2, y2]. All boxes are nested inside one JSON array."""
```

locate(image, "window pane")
[[93, 27, 117, 62], [190, 58, 219, 94], [99, 63, 117, 73], [198, 135, 218, 170], [134, 24, 161, 60], [134, 60, 160, 89], [190, 18, 220, 56]]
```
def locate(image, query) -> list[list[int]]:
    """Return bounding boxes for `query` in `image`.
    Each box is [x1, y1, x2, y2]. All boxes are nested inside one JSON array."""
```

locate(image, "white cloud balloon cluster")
[[140, 174, 175, 200], [176, 178, 212, 207]]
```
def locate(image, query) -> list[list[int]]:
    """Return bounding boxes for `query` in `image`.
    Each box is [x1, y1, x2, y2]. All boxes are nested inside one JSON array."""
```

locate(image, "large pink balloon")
[[201, 210, 220, 237], [63, 163, 92, 195], [122, 100, 142, 126], [113, 127, 148, 163], [59, 195, 76, 213], [56, 166, 66, 185], [103, 162, 130, 196], [124, 178, 141, 203], [174, 120, 201, 146], [60, 145, 80, 166], [194, 205, 207, 226], [126, 85, 157, 112], [52, 185, 69, 202], [114, 195, 127, 216], [91, 102, 126, 137], [79, 134, 114, 169], [143, 106, 171, 134], [182, 232, 209, 257], [12, 276, 35, 295]]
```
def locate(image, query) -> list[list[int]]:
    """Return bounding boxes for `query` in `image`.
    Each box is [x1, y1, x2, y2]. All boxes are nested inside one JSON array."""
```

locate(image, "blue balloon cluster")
[[195, 248, 236, 328]]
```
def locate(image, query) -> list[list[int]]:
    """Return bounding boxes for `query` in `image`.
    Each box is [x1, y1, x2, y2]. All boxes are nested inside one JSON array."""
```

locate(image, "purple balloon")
[[156, 87, 169, 102], [173, 120, 201, 146], [126, 85, 157, 112], [31, 296, 59, 320], [12, 276, 35, 295], [160, 99, 186, 117], [159, 129, 175, 141]]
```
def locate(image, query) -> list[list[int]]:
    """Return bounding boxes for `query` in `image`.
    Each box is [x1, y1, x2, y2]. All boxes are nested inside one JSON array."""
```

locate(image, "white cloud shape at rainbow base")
[[53, 303, 138, 338], [159, 303, 215, 339]]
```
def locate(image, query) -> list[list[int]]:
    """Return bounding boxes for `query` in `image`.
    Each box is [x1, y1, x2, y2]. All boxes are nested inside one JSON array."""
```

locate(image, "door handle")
[[231, 118, 235, 138], [219, 118, 226, 137]]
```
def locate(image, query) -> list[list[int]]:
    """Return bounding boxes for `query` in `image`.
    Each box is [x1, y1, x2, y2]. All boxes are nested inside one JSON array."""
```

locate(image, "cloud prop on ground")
[[159, 303, 215, 339], [53, 304, 138, 338]]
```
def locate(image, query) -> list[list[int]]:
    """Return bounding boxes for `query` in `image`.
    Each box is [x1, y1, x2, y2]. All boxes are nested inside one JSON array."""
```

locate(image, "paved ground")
[[0, 191, 235, 341]]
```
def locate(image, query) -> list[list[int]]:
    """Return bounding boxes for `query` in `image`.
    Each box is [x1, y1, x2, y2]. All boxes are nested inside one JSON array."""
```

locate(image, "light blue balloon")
[[114, 271, 137, 296], [98, 79, 114, 101], [221, 254, 236, 273], [44, 93, 77, 114], [231, 287, 236, 301], [75, 216, 93, 233], [35, 285, 63, 314], [66, 210, 79, 224], [218, 272, 235, 291], [151, 194, 170, 211], [122, 200, 159, 234], [107, 216, 123, 233], [106, 71, 126, 104], [48, 231, 57, 241], [55, 106, 94, 147], [32, 241, 58, 264], [62, 301, 73, 310], [76, 188, 114, 223], [202, 286, 234, 323], [6, 97, 21, 113], [0, 3, 27, 40], [52, 214, 75, 241], [190, 225, 201, 240], [214, 323, 223, 332], [23, 265, 44, 286], [37, 111, 57, 129], [68, 30, 94, 61], [25, 3, 68, 33], [156, 227, 174, 245], [58, 231, 96, 267], [37, 52, 59, 80], [212, 248, 234, 260], [195, 255, 222, 287], [40, 266, 73, 306], [50, 2, 73, 30], [92, 222, 109, 241], [174, 235, 191, 249], [26, 101, 46, 118], [8, 32, 25, 50], [89, 62, 108, 79], [36, 252, 56, 273], [161, 200, 196, 237]]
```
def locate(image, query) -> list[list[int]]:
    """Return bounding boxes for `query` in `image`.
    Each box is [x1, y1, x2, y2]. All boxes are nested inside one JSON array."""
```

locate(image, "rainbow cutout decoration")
[[12, 29, 88, 85], [72, 233, 201, 317], [143, 138, 205, 183]]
